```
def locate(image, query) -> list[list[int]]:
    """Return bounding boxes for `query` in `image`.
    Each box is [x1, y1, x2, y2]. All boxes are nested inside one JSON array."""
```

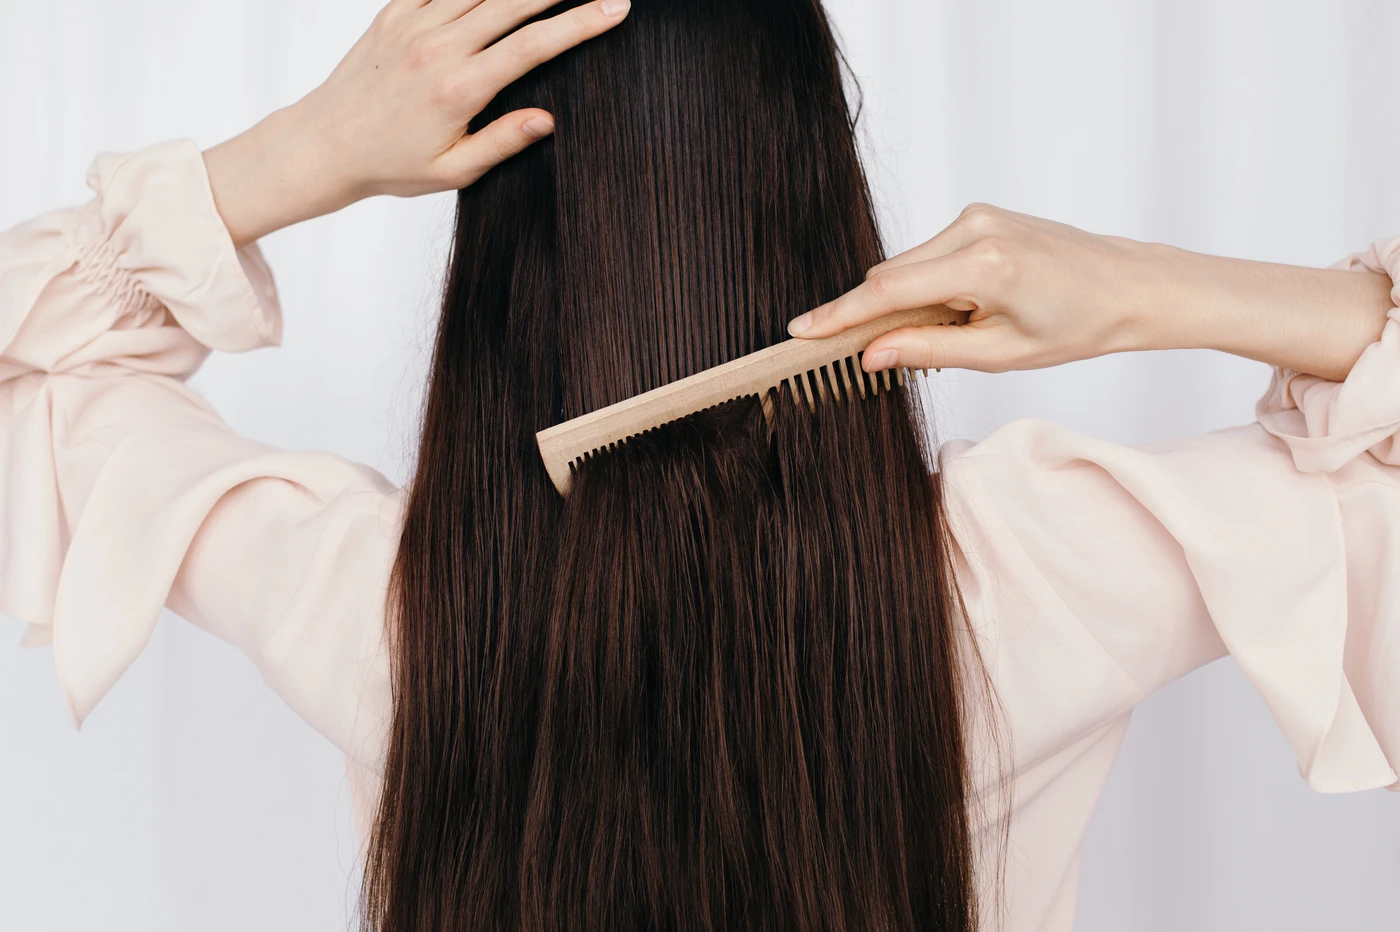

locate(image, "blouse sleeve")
[[0, 139, 397, 777], [942, 238, 1400, 798]]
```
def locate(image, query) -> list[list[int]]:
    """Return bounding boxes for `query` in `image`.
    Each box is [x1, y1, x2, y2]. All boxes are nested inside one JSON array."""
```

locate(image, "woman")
[[2, 0, 1395, 929]]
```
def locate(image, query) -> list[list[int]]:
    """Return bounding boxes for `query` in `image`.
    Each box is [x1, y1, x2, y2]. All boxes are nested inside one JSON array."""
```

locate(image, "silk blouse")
[[2, 139, 1397, 931]]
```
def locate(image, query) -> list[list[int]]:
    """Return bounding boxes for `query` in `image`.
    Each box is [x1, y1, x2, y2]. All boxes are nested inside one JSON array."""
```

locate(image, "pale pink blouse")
[[3, 140, 1397, 931]]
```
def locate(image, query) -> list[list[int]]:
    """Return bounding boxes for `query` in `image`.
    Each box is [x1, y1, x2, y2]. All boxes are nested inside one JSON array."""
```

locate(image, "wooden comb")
[[536, 305, 966, 495]]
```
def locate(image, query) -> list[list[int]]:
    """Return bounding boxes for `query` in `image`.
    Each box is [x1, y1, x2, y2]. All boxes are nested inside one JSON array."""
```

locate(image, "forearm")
[[1141, 245, 1394, 382]]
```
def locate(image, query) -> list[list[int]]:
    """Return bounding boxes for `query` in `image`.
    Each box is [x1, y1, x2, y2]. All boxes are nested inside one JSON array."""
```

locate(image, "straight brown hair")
[[365, 1, 981, 928]]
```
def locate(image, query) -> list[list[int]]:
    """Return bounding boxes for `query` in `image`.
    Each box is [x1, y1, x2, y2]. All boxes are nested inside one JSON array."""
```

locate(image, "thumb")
[[861, 322, 1005, 373], [441, 109, 555, 188]]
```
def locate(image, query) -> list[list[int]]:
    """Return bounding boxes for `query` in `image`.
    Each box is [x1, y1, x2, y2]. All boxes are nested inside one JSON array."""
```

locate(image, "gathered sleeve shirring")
[[0, 139, 281, 384], [0, 140, 398, 775], [1258, 235, 1400, 471]]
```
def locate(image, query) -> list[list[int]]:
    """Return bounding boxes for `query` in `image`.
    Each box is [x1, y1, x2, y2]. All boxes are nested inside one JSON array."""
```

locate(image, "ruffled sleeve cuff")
[[80, 139, 282, 352], [0, 138, 288, 700], [0, 139, 281, 381], [1257, 236, 1400, 472]]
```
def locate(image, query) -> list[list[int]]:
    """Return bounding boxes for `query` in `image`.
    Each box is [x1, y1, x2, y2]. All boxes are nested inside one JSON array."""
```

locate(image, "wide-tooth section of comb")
[[536, 305, 965, 494]]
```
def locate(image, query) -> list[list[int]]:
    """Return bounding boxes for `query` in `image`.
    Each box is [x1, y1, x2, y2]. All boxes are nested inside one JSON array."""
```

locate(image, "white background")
[[1, 0, 1397, 929]]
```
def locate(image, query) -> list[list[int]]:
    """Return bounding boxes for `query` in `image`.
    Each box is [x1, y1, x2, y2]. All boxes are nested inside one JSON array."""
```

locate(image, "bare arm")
[[789, 205, 1393, 383], [1156, 249, 1393, 381]]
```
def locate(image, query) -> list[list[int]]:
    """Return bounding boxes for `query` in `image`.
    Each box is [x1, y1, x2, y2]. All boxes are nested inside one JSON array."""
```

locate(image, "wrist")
[[1101, 239, 1206, 355], [203, 102, 358, 247]]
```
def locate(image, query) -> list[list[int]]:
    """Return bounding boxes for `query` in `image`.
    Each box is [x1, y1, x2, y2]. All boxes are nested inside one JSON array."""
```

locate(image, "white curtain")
[[1, 1, 1396, 928]]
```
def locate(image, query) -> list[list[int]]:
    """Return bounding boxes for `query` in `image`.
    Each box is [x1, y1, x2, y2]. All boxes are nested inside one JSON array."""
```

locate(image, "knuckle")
[[429, 75, 463, 107], [807, 307, 840, 333], [865, 268, 899, 301], [969, 236, 1018, 283], [907, 336, 936, 369], [407, 33, 445, 68], [971, 236, 1009, 264], [958, 202, 1004, 234], [509, 25, 546, 63], [491, 131, 520, 163], [372, 0, 406, 29]]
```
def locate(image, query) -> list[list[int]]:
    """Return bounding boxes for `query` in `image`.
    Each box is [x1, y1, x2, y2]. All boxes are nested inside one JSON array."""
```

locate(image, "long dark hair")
[[365, 1, 981, 928]]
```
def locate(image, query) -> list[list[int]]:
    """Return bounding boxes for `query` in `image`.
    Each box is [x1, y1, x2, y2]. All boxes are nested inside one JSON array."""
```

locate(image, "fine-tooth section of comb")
[[536, 305, 966, 494]]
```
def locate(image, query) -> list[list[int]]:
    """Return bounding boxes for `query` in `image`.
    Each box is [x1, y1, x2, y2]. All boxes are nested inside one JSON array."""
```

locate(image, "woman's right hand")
[[203, 0, 631, 247]]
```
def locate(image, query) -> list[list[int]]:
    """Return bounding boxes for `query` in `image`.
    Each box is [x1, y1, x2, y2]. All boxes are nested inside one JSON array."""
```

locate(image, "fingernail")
[[601, 0, 630, 15], [522, 117, 555, 139], [863, 348, 898, 372], [787, 312, 814, 337]]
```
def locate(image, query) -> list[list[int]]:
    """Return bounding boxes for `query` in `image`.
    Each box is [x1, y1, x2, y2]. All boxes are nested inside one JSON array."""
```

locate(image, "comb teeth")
[[537, 306, 966, 494]]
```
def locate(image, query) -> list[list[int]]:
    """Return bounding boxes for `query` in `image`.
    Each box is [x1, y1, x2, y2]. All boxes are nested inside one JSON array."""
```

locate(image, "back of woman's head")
[[369, 1, 979, 929]]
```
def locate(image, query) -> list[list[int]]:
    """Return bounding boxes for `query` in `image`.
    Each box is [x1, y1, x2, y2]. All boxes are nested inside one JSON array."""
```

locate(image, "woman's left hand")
[[786, 204, 1175, 374], [787, 203, 1393, 382], [204, 0, 632, 247]]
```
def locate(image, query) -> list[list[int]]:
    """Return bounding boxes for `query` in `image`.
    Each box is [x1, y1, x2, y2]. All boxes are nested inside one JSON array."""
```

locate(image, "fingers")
[[866, 220, 978, 279], [454, 0, 567, 49], [860, 322, 1007, 374], [469, 0, 630, 82], [788, 252, 978, 339], [437, 108, 555, 187], [866, 203, 1011, 278], [421, 0, 491, 26]]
